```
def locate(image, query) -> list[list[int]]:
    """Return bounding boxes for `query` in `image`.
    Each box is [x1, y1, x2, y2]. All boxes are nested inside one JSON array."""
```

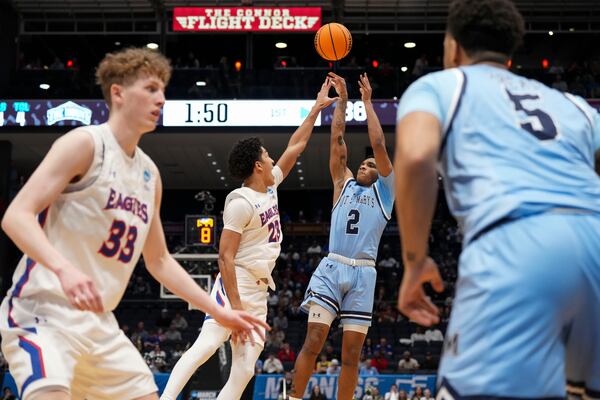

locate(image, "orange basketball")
[[314, 23, 352, 61]]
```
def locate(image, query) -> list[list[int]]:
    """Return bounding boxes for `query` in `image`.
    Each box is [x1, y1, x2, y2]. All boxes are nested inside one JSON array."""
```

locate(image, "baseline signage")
[[253, 374, 437, 399], [173, 7, 321, 32]]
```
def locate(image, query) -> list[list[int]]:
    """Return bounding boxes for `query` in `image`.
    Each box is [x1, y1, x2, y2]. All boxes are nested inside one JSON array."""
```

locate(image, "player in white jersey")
[[0, 48, 268, 400], [160, 77, 339, 400]]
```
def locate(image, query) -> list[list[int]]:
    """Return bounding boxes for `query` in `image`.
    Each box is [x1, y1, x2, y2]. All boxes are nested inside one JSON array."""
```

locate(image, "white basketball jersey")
[[5, 123, 158, 312], [224, 166, 283, 289]]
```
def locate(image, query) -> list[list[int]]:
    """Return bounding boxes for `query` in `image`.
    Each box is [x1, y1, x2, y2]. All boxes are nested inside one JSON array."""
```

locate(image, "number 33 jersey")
[[397, 64, 600, 245], [329, 172, 395, 261], [222, 166, 283, 290], [5, 123, 158, 313]]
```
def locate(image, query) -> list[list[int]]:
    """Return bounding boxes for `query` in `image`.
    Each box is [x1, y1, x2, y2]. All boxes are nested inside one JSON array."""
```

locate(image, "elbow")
[[1, 207, 16, 236]]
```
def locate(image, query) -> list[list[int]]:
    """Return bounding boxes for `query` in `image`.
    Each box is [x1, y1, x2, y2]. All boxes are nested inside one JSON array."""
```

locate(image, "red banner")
[[173, 7, 322, 32]]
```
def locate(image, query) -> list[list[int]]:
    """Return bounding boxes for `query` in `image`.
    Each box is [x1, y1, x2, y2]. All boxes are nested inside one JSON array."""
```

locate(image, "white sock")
[[160, 323, 229, 400], [216, 340, 264, 400], [289, 397, 302, 400]]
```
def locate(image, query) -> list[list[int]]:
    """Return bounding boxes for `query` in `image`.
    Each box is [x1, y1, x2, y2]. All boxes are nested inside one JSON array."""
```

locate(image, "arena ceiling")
[[8, 0, 600, 34]]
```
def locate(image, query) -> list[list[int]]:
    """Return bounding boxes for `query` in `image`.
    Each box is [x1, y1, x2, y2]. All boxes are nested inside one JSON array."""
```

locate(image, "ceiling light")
[[298, 169, 303, 173], [296, 161, 301, 165], [400, 66, 408, 72], [300, 183, 305, 187], [115, 41, 121, 46], [548, 31, 554, 36], [39, 83, 50, 90], [299, 176, 304, 181], [146, 42, 159, 49], [196, 81, 207, 86], [220, 176, 225, 180], [275, 42, 287, 49], [404, 42, 416, 48], [212, 161, 217, 165], [207, 153, 212, 157], [216, 169, 221, 173]]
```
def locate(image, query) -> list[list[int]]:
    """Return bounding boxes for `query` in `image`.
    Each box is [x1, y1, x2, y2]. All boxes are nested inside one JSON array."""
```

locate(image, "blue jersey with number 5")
[[329, 173, 395, 260], [397, 65, 600, 245]]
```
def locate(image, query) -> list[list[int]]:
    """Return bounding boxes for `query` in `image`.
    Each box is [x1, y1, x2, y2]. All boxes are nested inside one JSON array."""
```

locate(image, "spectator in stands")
[[384, 384, 400, 400], [375, 337, 393, 358], [2, 387, 16, 400], [370, 350, 389, 372], [326, 358, 341, 375], [398, 390, 408, 400], [377, 244, 399, 269], [398, 351, 419, 371], [266, 326, 286, 349], [377, 304, 397, 324], [420, 352, 436, 370], [410, 386, 424, 400], [145, 344, 167, 373], [132, 275, 152, 296], [143, 329, 162, 349], [316, 353, 330, 373], [278, 342, 297, 364], [255, 358, 264, 375], [130, 321, 148, 344], [164, 323, 183, 342], [169, 312, 187, 331], [263, 353, 285, 374], [359, 356, 378, 375], [552, 74, 568, 92], [307, 240, 322, 255], [425, 326, 444, 342], [279, 371, 294, 398], [309, 385, 327, 400], [274, 309, 289, 330], [170, 343, 185, 364], [362, 338, 374, 358], [412, 53, 429, 78], [422, 388, 434, 399], [120, 323, 130, 338], [49, 56, 65, 70], [410, 326, 427, 344], [268, 291, 280, 307]]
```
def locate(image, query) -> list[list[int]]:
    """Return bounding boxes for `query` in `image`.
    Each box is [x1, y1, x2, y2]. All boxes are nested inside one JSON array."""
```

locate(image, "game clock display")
[[185, 215, 217, 247]]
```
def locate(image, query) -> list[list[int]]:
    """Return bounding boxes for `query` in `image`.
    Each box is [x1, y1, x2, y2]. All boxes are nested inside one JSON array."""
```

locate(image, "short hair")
[[228, 137, 263, 180], [447, 0, 525, 59], [95, 47, 172, 108]]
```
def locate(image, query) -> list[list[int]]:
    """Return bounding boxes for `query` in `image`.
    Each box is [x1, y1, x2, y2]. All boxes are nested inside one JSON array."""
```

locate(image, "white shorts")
[[204, 268, 269, 346], [0, 296, 157, 400]]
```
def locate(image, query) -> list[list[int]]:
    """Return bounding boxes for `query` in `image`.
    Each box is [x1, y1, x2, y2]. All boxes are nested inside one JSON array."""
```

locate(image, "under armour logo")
[[312, 312, 321, 318], [327, 263, 333, 268]]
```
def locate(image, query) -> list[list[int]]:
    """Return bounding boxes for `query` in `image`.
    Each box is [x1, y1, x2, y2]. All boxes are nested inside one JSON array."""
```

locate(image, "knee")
[[303, 328, 328, 356], [237, 362, 255, 382], [342, 346, 361, 365]]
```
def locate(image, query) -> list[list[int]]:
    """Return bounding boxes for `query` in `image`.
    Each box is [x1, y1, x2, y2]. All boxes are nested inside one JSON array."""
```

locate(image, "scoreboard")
[[185, 215, 217, 247]]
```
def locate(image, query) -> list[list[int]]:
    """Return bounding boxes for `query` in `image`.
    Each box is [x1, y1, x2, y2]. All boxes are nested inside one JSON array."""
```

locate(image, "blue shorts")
[[301, 257, 377, 326], [438, 213, 600, 398]]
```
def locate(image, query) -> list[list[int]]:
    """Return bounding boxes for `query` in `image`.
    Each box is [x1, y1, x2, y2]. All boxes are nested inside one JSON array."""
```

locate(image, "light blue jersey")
[[329, 173, 395, 260], [397, 65, 600, 398], [398, 64, 600, 245]]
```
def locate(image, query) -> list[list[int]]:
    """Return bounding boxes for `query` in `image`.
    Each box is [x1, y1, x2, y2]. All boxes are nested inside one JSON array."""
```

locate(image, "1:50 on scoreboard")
[[184, 102, 228, 124]]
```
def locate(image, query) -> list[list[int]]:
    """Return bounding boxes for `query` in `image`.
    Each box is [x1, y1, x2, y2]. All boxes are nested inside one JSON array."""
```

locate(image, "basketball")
[[314, 23, 352, 61]]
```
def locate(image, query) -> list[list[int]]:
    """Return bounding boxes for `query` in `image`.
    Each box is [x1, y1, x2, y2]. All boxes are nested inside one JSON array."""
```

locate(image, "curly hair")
[[447, 0, 525, 59], [95, 47, 172, 108], [228, 137, 264, 180]]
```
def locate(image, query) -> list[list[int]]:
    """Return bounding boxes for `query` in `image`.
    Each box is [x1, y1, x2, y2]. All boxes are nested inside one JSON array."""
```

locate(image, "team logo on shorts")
[[143, 170, 151, 182]]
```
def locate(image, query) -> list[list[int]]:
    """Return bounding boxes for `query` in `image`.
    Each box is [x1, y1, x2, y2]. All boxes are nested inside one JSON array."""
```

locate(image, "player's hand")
[[56, 264, 104, 313], [328, 72, 348, 100], [397, 256, 444, 326], [314, 77, 339, 110], [213, 308, 270, 345], [358, 73, 372, 102]]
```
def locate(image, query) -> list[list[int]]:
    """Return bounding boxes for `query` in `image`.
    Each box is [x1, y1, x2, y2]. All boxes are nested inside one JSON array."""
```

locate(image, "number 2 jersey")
[[329, 173, 395, 261], [222, 166, 284, 290], [3, 123, 158, 316], [397, 64, 600, 245]]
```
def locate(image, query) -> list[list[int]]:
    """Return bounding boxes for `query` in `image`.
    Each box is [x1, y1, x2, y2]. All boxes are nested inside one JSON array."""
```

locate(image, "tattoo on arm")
[[405, 252, 417, 262], [337, 136, 344, 145]]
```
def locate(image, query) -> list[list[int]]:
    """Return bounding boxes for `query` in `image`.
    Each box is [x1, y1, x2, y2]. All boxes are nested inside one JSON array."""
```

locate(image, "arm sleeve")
[[374, 171, 395, 219], [272, 165, 284, 187], [564, 94, 600, 152], [397, 69, 464, 139], [222, 197, 254, 234]]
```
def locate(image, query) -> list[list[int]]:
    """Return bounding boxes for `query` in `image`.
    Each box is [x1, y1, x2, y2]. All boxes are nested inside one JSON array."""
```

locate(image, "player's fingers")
[[71, 291, 86, 311], [328, 71, 341, 79], [420, 296, 440, 318], [87, 282, 103, 312]]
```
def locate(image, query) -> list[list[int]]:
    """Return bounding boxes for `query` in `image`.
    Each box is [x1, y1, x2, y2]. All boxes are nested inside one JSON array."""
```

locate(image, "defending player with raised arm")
[[289, 72, 394, 400], [160, 77, 338, 400], [395, 0, 600, 397], [0, 48, 267, 400]]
